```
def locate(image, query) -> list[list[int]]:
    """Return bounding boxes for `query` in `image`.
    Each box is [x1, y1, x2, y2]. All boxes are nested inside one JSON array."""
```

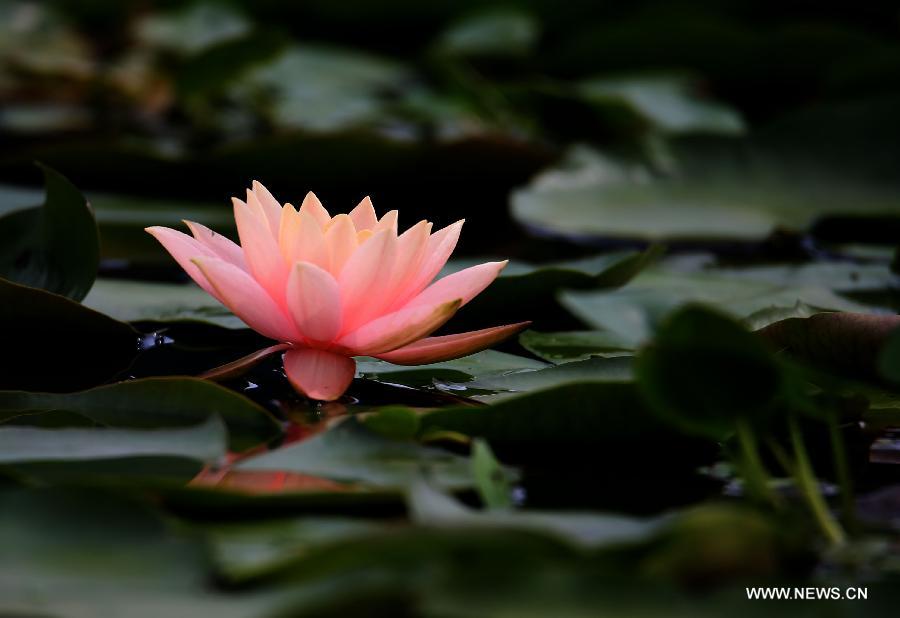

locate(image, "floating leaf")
[[520, 330, 633, 363], [236, 418, 475, 490], [0, 416, 226, 464], [471, 439, 514, 509], [636, 306, 783, 439], [0, 378, 281, 451], [356, 350, 546, 388], [83, 278, 244, 328], [561, 267, 878, 348], [436, 9, 538, 58], [576, 74, 744, 136], [512, 144, 900, 243], [0, 277, 137, 391], [0, 164, 98, 300]]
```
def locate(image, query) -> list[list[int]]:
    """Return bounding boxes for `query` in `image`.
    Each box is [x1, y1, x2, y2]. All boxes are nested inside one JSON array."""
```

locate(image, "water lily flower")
[[147, 182, 529, 400]]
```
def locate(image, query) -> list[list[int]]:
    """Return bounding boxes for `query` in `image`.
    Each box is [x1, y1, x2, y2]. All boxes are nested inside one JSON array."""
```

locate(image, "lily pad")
[[520, 330, 634, 363], [0, 164, 98, 300], [0, 378, 281, 451], [0, 415, 227, 464], [84, 278, 243, 328], [512, 144, 900, 243], [356, 350, 546, 388], [236, 417, 476, 490], [0, 277, 138, 392], [560, 267, 880, 348]]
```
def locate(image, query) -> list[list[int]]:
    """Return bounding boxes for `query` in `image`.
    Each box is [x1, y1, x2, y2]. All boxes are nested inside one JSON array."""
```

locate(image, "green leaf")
[[443, 247, 662, 332], [361, 406, 421, 441], [471, 439, 513, 509], [83, 278, 244, 328], [236, 418, 475, 490], [456, 356, 634, 402], [0, 277, 138, 391], [0, 164, 98, 300], [0, 378, 281, 452], [635, 306, 783, 439], [512, 144, 900, 243], [228, 45, 410, 132], [520, 330, 633, 363], [356, 350, 546, 388], [576, 74, 745, 136], [561, 267, 877, 348], [435, 9, 539, 58], [135, 2, 251, 56], [0, 415, 226, 464], [419, 381, 699, 456], [408, 480, 662, 549]]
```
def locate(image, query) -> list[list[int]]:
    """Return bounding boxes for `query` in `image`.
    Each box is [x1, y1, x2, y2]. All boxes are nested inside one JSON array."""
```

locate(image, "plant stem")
[[788, 414, 846, 546], [826, 409, 856, 532], [734, 417, 779, 508]]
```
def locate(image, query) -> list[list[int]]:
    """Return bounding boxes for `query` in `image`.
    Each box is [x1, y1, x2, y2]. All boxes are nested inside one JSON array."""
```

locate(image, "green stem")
[[826, 409, 856, 532], [788, 414, 846, 546], [735, 418, 779, 508]]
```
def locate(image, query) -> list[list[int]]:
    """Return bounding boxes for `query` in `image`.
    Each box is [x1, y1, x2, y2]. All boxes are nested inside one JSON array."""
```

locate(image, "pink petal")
[[279, 206, 328, 268], [283, 348, 356, 401], [324, 214, 357, 274], [286, 262, 342, 342], [407, 260, 507, 309], [250, 181, 284, 237], [184, 220, 247, 270], [348, 196, 377, 231], [373, 209, 398, 234], [233, 197, 289, 303], [192, 256, 298, 342], [338, 229, 396, 332], [337, 299, 462, 355], [383, 220, 432, 308], [298, 191, 331, 228], [145, 226, 221, 300], [374, 322, 531, 365], [395, 220, 464, 306]]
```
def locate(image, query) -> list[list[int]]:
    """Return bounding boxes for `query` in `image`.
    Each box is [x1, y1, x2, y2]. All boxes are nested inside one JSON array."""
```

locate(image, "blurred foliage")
[[2, 0, 900, 615]]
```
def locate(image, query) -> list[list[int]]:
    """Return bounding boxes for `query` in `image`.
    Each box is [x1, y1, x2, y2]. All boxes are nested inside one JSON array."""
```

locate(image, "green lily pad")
[[84, 278, 243, 328], [520, 330, 634, 363], [455, 356, 634, 402], [236, 418, 475, 490], [435, 9, 539, 58], [560, 267, 879, 348], [443, 246, 662, 331], [0, 164, 98, 300], [0, 277, 138, 391], [0, 378, 281, 451], [576, 74, 745, 136], [0, 415, 226, 464], [356, 350, 546, 388], [635, 306, 783, 439], [512, 144, 900, 243]]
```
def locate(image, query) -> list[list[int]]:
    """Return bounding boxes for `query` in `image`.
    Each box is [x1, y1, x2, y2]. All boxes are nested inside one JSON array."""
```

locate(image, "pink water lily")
[[147, 182, 529, 400]]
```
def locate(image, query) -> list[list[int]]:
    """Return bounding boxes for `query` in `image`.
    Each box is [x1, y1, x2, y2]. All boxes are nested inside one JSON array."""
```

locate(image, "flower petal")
[[337, 299, 461, 355], [251, 180, 283, 237], [279, 205, 328, 268], [374, 322, 531, 365], [233, 197, 290, 303], [283, 348, 356, 401], [286, 261, 342, 342], [184, 220, 247, 270], [298, 191, 331, 228], [373, 209, 398, 235], [407, 260, 506, 309], [192, 256, 298, 341], [338, 229, 397, 332], [145, 226, 221, 300], [324, 214, 357, 275], [395, 219, 464, 306], [348, 196, 377, 231]]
